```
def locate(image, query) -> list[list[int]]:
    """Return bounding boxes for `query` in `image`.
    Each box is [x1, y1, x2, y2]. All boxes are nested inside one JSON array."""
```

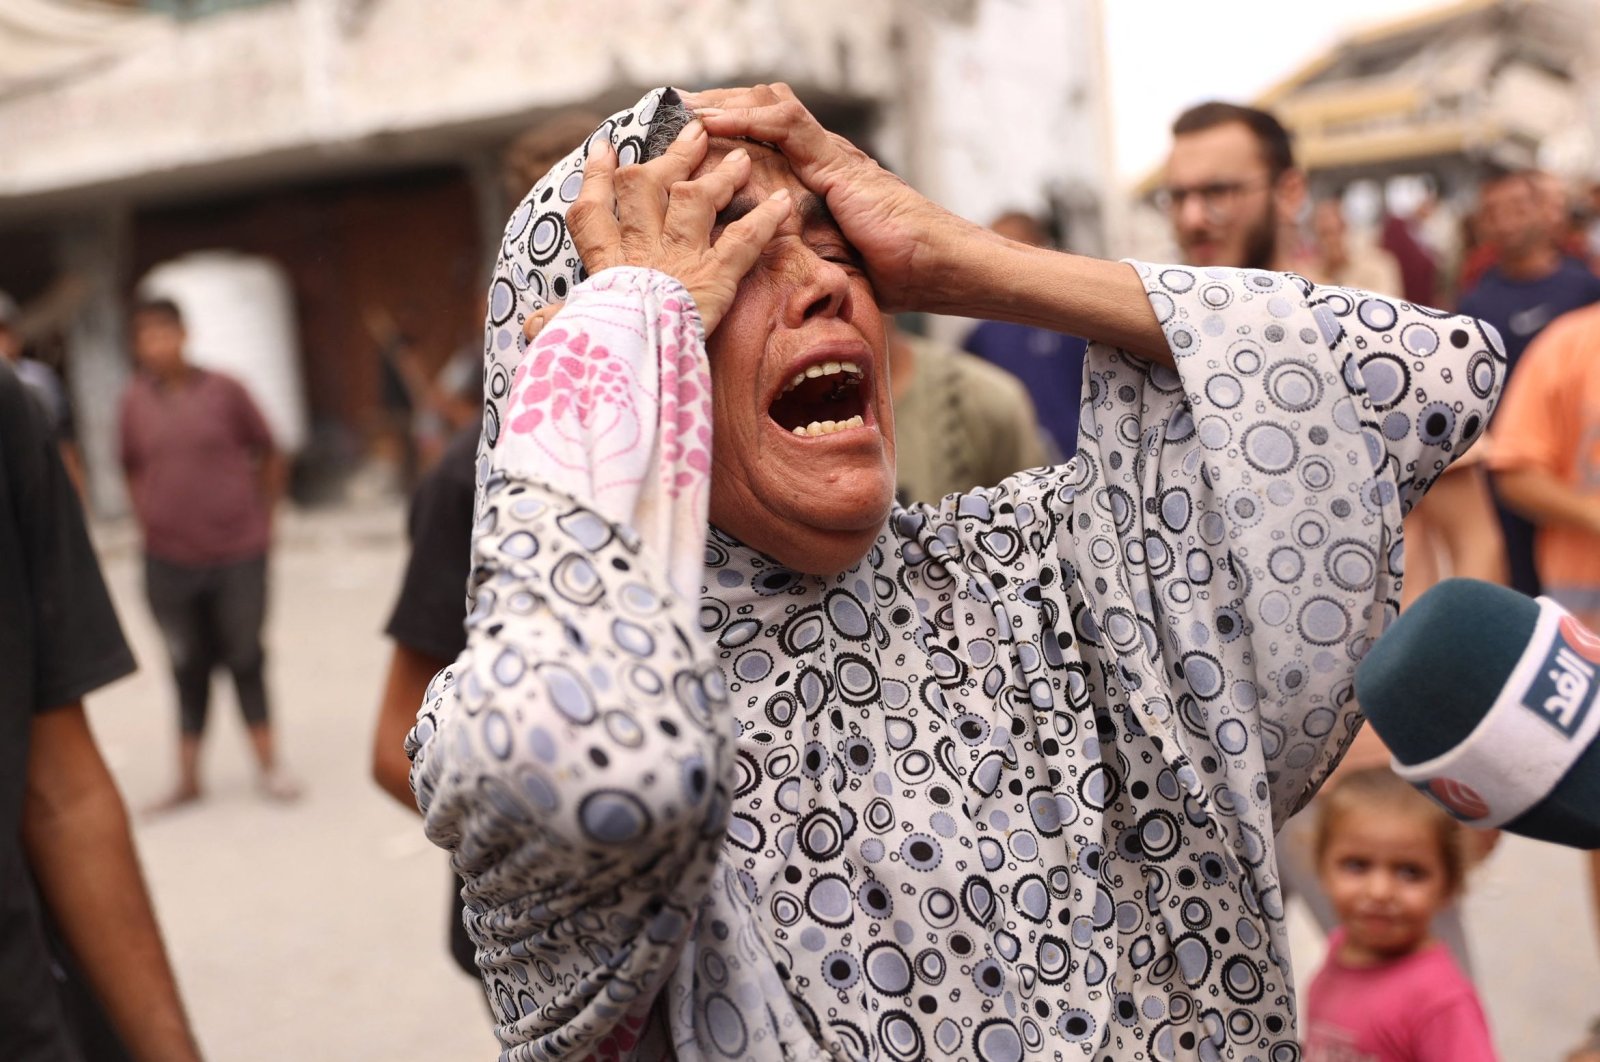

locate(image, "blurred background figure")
[[1160, 101, 1306, 272], [1461, 171, 1600, 380], [1309, 198, 1403, 294], [887, 313, 1049, 505], [960, 211, 1088, 459], [1378, 207, 1441, 307], [369, 417, 480, 985], [0, 289, 83, 494], [1303, 768, 1496, 1060], [1489, 299, 1600, 1059], [1, 356, 203, 1062], [1490, 300, 1600, 628], [360, 300, 483, 480], [119, 298, 298, 812], [368, 111, 599, 998], [1586, 180, 1600, 277], [1411, 189, 1461, 304], [1460, 170, 1600, 600]]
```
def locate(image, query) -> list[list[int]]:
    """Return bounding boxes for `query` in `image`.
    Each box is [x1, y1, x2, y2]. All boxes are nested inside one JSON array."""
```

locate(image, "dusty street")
[[82, 503, 1600, 1061]]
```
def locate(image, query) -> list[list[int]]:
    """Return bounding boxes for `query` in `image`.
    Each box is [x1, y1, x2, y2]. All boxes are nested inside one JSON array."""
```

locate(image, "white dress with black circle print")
[[408, 262, 1502, 1062]]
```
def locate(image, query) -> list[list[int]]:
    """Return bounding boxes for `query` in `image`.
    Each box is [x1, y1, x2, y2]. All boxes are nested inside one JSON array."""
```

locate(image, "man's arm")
[[1496, 465, 1600, 537], [22, 704, 203, 1062], [260, 449, 288, 508], [1418, 464, 1508, 584], [223, 376, 286, 508], [372, 643, 449, 811]]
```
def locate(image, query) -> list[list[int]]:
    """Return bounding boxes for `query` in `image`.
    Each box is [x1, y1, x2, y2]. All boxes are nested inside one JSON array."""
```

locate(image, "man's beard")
[[1239, 206, 1277, 272]]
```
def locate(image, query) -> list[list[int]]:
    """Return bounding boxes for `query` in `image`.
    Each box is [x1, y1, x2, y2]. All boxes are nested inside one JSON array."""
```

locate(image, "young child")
[[1303, 767, 1498, 1061]]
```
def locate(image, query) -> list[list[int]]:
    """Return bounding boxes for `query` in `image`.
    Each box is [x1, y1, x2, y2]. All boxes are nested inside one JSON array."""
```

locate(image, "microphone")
[[1354, 578, 1600, 849]]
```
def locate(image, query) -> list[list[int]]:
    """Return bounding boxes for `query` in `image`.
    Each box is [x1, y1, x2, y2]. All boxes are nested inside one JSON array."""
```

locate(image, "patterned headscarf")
[[481, 88, 686, 470]]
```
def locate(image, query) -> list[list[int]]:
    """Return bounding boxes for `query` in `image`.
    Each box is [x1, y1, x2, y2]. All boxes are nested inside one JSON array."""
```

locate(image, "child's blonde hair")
[[1313, 767, 1475, 895]]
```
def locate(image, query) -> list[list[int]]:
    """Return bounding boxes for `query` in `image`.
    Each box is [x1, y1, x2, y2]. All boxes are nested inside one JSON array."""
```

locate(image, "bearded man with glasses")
[[1160, 101, 1307, 272]]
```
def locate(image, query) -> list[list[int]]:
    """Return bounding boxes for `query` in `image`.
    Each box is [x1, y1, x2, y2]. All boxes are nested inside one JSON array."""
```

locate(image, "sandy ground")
[[80, 502, 1599, 1062]]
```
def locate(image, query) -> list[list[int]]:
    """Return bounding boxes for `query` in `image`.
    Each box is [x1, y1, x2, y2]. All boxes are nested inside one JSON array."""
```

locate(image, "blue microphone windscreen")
[[1356, 578, 1600, 849], [1355, 579, 1540, 765]]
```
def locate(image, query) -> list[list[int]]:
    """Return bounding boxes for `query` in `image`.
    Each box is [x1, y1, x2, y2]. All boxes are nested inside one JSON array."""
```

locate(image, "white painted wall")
[[0, 0, 1113, 246], [0, 0, 898, 200], [906, 0, 1115, 252]]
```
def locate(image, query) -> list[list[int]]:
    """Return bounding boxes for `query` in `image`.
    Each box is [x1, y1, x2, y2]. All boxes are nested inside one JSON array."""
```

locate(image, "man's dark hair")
[[1172, 101, 1296, 179], [130, 296, 184, 327], [1479, 167, 1537, 197]]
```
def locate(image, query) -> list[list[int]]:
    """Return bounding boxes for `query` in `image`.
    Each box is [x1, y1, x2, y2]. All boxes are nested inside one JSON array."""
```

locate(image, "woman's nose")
[[790, 252, 851, 325]]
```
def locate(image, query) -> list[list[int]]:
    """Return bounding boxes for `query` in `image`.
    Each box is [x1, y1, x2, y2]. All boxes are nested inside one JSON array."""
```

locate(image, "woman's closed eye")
[[814, 245, 864, 270]]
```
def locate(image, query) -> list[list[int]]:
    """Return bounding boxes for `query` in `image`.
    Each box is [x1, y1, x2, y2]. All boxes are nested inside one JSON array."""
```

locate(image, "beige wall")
[[0, 0, 898, 206]]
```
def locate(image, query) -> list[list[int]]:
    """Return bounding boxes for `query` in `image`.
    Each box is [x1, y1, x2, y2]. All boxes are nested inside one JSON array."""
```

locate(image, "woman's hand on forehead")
[[683, 84, 981, 314], [567, 118, 793, 336]]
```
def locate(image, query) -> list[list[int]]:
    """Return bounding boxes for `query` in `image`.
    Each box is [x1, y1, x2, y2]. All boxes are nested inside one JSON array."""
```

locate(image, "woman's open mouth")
[[769, 360, 868, 437]]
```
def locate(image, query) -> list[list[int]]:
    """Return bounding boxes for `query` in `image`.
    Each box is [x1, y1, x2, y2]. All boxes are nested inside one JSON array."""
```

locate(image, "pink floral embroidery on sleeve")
[[490, 267, 714, 602]]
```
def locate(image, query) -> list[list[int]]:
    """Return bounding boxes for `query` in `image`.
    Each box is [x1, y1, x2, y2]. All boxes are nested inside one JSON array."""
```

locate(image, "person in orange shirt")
[[1489, 301, 1600, 1062], [1494, 304, 1600, 624]]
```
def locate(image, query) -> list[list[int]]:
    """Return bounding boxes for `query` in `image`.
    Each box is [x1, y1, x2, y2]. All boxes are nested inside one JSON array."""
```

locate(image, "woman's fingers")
[[710, 188, 792, 283], [660, 148, 751, 251], [693, 87, 839, 181], [618, 119, 708, 240], [651, 117, 709, 182], [568, 140, 621, 271], [679, 82, 792, 113], [521, 301, 567, 344]]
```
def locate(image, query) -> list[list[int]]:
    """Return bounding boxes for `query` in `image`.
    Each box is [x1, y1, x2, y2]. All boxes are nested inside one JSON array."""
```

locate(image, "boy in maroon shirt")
[[119, 298, 298, 808]]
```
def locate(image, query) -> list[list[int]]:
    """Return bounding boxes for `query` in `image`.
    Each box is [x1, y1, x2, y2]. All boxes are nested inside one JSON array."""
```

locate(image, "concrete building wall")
[[0, 0, 901, 210], [1, 0, 1113, 510], [896, 0, 1113, 253]]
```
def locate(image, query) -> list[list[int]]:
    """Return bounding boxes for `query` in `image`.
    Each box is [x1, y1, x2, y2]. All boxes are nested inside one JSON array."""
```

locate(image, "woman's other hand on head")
[[684, 84, 984, 314], [567, 120, 792, 335]]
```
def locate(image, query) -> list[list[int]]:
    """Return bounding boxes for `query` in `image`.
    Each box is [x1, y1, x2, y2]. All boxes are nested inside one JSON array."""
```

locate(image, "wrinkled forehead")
[[698, 137, 787, 175]]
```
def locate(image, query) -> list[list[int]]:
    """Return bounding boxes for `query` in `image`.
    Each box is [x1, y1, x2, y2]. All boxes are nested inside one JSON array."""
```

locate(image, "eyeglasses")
[[1154, 177, 1272, 222]]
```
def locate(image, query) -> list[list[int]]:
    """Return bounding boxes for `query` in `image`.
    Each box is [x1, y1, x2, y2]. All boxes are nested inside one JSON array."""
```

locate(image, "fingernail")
[[770, 188, 790, 201], [696, 107, 724, 118], [726, 147, 748, 164], [677, 118, 705, 141]]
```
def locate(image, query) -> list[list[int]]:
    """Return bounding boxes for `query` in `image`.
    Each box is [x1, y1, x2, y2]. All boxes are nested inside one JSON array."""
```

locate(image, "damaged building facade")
[[0, 0, 1115, 513]]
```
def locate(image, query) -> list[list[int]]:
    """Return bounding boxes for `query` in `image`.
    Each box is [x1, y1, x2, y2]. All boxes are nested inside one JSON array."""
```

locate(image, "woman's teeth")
[[784, 360, 861, 393], [792, 415, 865, 437]]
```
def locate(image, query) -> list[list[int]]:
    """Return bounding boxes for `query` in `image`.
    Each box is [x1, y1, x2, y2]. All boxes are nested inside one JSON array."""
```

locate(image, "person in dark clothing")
[[0, 359, 203, 1061], [0, 291, 84, 494], [370, 422, 480, 978], [118, 298, 298, 809], [1460, 171, 1600, 598], [960, 212, 1087, 459], [1460, 173, 1600, 375]]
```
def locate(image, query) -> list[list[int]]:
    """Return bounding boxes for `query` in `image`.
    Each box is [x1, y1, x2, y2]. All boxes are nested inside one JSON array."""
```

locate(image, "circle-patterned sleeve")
[[1072, 264, 1503, 828], [405, 479, 735, 1058]]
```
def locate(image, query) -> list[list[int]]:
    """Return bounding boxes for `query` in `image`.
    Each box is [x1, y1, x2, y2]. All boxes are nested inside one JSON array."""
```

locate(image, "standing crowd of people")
[[2, 80, 1598, 1062]]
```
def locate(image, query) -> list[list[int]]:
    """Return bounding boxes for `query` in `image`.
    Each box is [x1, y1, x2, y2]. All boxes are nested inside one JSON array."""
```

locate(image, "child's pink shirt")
[[1303, 929, 1497, 1062]]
